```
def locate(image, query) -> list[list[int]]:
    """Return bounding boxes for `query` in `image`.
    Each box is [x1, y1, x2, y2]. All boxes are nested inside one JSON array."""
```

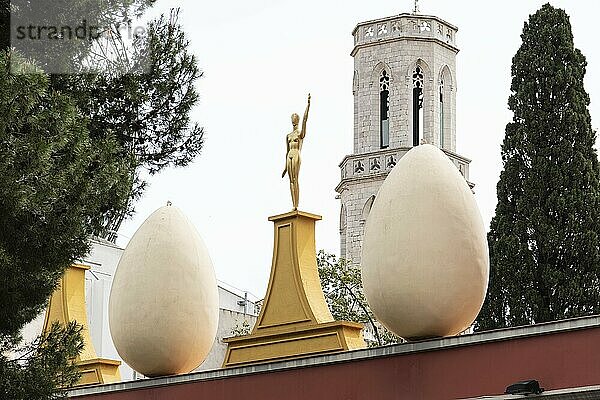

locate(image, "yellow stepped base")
[[223, 321, 364, 368], [223, 210, 366, 368]]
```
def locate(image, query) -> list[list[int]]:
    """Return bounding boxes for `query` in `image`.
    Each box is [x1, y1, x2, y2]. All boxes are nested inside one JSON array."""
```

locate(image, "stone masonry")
[[336, 12, 473, 265]]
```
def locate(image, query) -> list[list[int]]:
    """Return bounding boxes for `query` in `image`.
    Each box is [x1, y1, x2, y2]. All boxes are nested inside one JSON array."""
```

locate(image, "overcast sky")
[[117, 0, 600, 300]]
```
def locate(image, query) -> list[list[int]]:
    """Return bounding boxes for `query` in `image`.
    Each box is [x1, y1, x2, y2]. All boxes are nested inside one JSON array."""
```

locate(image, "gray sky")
[[118, 0, 600, 300]]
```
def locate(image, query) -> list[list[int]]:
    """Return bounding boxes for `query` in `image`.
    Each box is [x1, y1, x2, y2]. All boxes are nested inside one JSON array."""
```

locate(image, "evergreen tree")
[[1, 2, 204, 239], [476, 4, 600, 330], [0, 2, 203, 397], [51, 9, 204, 239], [0, 52, 134, 398]]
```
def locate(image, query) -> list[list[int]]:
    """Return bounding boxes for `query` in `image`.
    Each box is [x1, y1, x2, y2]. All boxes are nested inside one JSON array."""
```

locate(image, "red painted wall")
[[77, 328, 600, 400]]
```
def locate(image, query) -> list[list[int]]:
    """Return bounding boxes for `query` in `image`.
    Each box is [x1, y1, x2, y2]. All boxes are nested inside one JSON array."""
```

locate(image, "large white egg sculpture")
[[109, 204, 219, 377], [362, 144, 489, 340]]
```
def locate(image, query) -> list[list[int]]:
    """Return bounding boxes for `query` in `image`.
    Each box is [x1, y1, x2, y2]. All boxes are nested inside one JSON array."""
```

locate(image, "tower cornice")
[[335, 147, 472, 194], [351, 13, 459, 56], [351, 13, 458, 35]]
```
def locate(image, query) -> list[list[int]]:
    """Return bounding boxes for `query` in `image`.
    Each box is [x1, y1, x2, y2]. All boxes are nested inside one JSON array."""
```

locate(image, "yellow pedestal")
[[43, 264, 121, 386], [223, 211, 366, 368]]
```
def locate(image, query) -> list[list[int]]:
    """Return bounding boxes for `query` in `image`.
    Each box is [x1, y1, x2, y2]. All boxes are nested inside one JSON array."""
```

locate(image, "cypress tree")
[[476, 4, 600, 330]]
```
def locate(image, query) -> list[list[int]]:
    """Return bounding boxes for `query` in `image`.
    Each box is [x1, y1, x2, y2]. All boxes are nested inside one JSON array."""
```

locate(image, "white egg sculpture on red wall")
[[109, 204, 219, 377], [361, 144, 489, 340]]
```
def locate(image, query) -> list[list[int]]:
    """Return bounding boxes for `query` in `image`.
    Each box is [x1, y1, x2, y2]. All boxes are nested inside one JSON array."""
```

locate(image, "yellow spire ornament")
[[42, 264, 121, 386]]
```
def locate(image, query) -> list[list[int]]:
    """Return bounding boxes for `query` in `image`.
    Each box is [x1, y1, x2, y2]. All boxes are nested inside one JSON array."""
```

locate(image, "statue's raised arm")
[[300, 93, 311, 139]]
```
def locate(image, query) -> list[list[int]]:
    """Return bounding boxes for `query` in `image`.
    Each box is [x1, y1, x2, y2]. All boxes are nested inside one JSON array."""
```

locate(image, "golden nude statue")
[[282, 93, 311, 210]]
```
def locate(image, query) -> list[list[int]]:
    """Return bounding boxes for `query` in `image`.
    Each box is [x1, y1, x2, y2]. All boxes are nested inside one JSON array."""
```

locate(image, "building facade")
[[336, 13, 473, 264]]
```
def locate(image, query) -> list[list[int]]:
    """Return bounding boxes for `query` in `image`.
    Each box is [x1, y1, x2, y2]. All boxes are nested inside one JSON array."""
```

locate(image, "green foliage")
[[50, 8, 204, 238], [476, 4, 600, 330], [0, 0, 156, 67], [0, 52, 134, 335], [53, 9, 203, 173], [0, 1, 203, 396], [1, 322, 84, 400], [0, 52, 133, 398], [317, 251, 400, 346], [2, 2, 204, 238]]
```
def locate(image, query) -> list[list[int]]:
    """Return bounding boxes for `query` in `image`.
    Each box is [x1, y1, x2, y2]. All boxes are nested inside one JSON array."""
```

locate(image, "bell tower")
[[336, 11, 473, 265]]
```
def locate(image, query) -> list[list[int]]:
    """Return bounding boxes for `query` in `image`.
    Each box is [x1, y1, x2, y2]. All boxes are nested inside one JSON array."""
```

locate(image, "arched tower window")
[[439, 66, 452, 151], [412, 66, 424, 146], [439, 78, 444, 148], [361, 195, 376, 221], [340, 205, 347, 258], [379, 70, 390, 148]]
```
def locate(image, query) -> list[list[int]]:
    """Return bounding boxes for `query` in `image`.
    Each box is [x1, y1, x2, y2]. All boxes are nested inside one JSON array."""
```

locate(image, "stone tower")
[[336, 12, 473, 265]]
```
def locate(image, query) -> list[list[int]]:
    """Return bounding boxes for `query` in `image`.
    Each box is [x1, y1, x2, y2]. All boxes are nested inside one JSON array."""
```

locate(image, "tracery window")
[[380, 70, 390, 148], [412, 66, 424, 146], [439, 79, 444, 148]]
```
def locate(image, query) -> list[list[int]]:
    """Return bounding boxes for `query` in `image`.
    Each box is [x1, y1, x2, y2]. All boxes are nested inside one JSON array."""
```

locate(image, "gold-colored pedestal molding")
[[223, 211, 366, 368], [43, 264, 121, 386], [76, 358, 121, 386]]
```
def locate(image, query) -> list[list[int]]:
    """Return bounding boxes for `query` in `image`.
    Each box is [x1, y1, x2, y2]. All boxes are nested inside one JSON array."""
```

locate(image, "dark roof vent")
[[505, 380, 544, 395]]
